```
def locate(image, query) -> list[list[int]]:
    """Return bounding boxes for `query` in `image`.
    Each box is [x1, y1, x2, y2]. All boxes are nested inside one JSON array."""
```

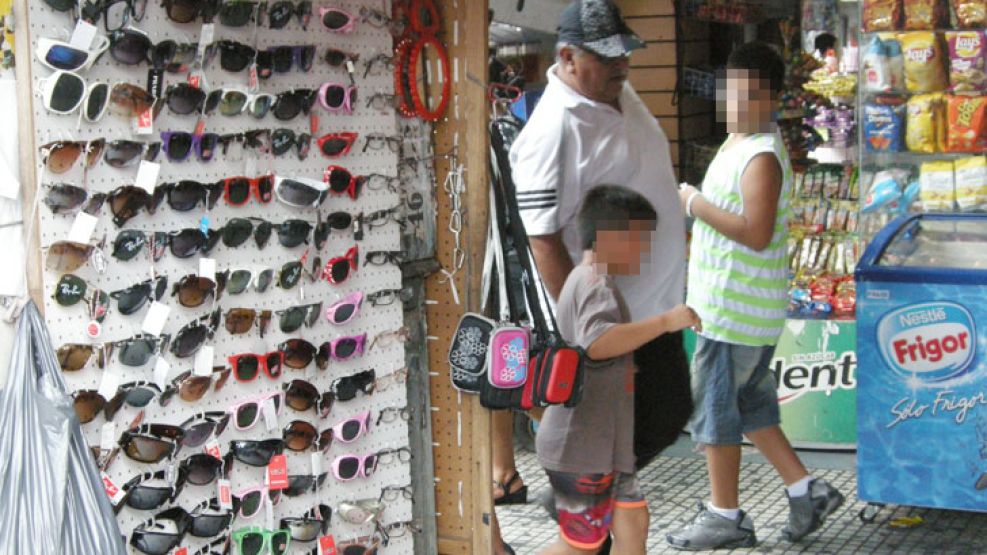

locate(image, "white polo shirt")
[[509, 65, 685, 320]]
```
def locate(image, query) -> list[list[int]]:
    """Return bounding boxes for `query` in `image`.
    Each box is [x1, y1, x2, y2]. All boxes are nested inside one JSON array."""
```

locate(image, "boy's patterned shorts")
[[544, 470, 646, 550]]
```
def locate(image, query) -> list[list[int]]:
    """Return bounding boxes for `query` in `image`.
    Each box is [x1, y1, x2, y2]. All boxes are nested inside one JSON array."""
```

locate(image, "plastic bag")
[[0, 302, 126, 555]]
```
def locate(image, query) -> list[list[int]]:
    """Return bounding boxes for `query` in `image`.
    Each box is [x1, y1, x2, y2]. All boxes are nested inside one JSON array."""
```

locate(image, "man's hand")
[[666, 304, 701, 333], [529, 233, 574, 302]]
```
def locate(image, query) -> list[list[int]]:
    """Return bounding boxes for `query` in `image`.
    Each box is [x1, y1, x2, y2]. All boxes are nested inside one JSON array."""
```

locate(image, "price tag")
[[194, 346, 214, 377], [318, 535, 337, 555], [199, 215, 210, 236], [198, 24, 215, 56], [173, 547, 188, 555], [194, 117, 207, 136], [99, 422, 116, 451], [101, 472, 125, 505], [217, 478, 232, 509], [198, 258, 216, 281], [309, 113, 319, 136], [165, 463, 177, 485], [262, 396, 278, 431], [69, 19, 97, 50], [248, 63, 259, 92], [152, 357, 171, 391], [311, 452, 323, 475], [204, 438, 222, 460], [135, 160, 161, 194], [135, 107, 154, 135], [267, 454, 288, 490], [66, 212, 98, 244], [345, 60, 355, 75], [141, 301, 171, 336], [97, 368, 121, 401]]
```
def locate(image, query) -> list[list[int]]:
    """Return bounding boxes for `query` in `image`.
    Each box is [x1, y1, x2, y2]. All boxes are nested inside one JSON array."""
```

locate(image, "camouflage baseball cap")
[[557, 0, 645, 58]]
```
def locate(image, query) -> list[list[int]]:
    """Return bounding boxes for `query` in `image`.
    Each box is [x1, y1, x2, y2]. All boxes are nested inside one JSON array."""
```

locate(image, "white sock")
[[787, 476, 813, 497], [707, 502, 740, 520]]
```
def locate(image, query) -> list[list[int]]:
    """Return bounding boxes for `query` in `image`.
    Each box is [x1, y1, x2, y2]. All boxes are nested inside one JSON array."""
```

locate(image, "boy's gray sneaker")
[[666, 502, 757, 551], [782, 478, 845, 542]]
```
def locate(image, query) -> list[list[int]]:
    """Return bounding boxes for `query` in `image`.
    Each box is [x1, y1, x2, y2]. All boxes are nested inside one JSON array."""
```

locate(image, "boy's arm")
[[680, 153, 783, 252], [586, 305, 699, 361], [530, 233, 574, 301]]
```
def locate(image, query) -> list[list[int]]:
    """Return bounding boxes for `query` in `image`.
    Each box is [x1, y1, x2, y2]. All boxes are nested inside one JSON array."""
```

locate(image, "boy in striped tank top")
[[666, 42, 844, 551]]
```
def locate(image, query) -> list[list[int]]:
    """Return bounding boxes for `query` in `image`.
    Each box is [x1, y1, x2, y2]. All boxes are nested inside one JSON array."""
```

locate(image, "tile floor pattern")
[[498, 446, 987, 554]]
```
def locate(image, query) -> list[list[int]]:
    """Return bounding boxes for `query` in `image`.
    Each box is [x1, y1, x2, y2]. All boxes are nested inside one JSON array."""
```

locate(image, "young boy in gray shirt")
[[536, 185, 700, 555]]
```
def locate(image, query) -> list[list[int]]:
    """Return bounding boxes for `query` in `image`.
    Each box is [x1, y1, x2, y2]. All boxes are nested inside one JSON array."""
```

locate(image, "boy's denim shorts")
[[687, 335, 780, 445]]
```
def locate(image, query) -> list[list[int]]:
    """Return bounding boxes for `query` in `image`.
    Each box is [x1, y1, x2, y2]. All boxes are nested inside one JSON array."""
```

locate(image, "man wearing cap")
[[508, 1, 692, 553]]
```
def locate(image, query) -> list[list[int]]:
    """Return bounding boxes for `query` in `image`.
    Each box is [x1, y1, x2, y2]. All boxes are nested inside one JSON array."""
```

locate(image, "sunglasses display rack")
[[27, 1, 424, 553]]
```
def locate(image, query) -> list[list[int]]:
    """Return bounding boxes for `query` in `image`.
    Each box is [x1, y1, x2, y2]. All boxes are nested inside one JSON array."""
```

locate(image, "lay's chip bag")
[[906, 93, 945, 152], [899, 31, 949, 93]]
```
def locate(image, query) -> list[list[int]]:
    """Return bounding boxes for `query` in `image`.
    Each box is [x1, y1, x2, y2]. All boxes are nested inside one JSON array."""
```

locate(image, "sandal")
[[493, 471, 528, 506]]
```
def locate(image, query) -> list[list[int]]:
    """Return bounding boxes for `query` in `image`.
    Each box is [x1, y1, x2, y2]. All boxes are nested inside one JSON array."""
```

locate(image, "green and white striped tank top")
[[686, 131, 792, 347]]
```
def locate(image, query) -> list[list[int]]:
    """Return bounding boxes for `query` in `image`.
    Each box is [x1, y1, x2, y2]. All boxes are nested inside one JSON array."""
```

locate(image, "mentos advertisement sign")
[[857, 282, 987, 512]]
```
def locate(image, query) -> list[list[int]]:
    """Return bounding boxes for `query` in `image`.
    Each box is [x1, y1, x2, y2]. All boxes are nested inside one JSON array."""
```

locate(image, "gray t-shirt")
[[536, 264, 636, 475]]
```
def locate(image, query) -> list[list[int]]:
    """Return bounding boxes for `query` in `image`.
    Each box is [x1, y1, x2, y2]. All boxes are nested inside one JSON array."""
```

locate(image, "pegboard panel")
[[23, 1, 424, 552], [423, 1, 492, 554]]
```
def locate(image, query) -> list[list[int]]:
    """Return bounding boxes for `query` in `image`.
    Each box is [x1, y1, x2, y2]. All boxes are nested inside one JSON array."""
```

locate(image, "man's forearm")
[[529, 233, 574, 301]]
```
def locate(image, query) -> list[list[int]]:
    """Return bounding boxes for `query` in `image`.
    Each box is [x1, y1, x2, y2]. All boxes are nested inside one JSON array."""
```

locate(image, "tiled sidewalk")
[[498, 437, 987, 554]]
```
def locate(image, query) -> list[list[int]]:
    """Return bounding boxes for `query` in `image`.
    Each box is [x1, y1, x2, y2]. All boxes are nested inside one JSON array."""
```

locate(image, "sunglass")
[[379, 484, 413, 502], [331, 453, 377, 481], [170, 308, 221, 358], [338, 499, 385, 525], [376, 447, 413, 465], [187, 498, 235, 538], [323, 165, 363, 199], [270, 129, 312, 159], [227, 438, 285, 467], [362, 133, 402, 153], [179, 411, 231, 449], [264, 45, 316, 74], [361, 6, 406, 33], [103, 139, 161, 168], [108, 276, 168, 315], [112, 229, 213, 262], [43, 183, 106, 215], [41, 70, 89, 115], [314, 210, 355, 248], [51, 274, 107, 317], [129, 506, 193, 554], [282, 379, 333, 418], [57, 343, 109, 372], [232, 526, 291, 555], [277, 338, 322, 370], [109, 28, 197, 69], [231, 487, 282, 521], [362, 52, 394, 78], [229, 392, 284, 431], [218, 0, 259, 26], [331, 369, 376, 402], [180, 452, 225, 486], [319, 333, 367, 365], [316, 132, 358, 157], [212, 40, 256, 72], [285, 472, 328, 497], [156, 180, 223, 211], [360, 206, 405, 231], [108, 82, 159, 118], [219, 128, 272, 155], [106, 184, 157, 226], [332, 410, 372, 443], [376, 405, 410, 425], [319, 6, 356, 32], [224, 267, 275, 295], [224, 308, 272, 336], [276, 302, 322, 333], [229, 351, 285, 382], [204, 88, 275, 118], [282, 419, 332, 452], [162, 0, 219, 23], [271, 88, 316, 120], [44, 240, 104, 273], [280, 504, 331, 542], [114, 334, 170, 366], [380, 521, 422, 543], [116, 470, 182, 513], [374, 368, 409, 393], [324, 47, 358, 69], [119, 423, 184, 463], [267, 0, 312, 29], [100, 0, 148, 32], [365, 250, 404, 266], [217, 217, 312, 249], [161, 131, 220, 162], [39, 139, 104, 174], [171, 274, 223, 308], [273, 176, 328, 208], [369, 327, 409, 352], [325, 291, 363, 325], [366, 93, 398, 111], [317, 81, 357, 113], [321, 246, 359, 284], [36, 35, 109, 72], [160, 366, 231, 405], [221, 175, 274, 205], [163, 82, 207, 115]]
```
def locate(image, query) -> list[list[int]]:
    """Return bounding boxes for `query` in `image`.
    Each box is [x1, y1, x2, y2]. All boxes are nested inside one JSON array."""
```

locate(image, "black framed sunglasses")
[[43, 183, 107, 216], [170, 308, 222, 358], [266, 0, 312, 29]]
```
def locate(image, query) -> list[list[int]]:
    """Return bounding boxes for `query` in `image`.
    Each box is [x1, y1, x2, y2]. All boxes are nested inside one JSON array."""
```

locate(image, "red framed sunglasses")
[[322, 165, 363, 200], [228, 351, 286, 382], [316, 132, 358, 158], [221, 175, 274, 206], [321, 245, 359, 284]]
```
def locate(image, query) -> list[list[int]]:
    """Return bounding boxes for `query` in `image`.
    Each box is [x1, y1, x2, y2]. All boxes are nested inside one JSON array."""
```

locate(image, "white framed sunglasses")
[[36, 35, 110, 73]]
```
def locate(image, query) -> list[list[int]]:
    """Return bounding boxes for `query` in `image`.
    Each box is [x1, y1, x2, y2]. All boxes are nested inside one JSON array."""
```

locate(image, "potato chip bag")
[[899, 32, 949, 93], [946, 94, 987, 152], [954, 155, 987, 210], [947, 30, 986, 93], [919, 160, 956, 211], [864, 0, 902, 31], [952, 0, 987, 28], [864, 102, 906, 152], [906, 93, 944, 152], [903, 0, 947, 29]]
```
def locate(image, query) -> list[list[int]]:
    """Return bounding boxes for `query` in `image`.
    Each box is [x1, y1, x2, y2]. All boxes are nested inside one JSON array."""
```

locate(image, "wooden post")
[[13, 0, 42, 309]]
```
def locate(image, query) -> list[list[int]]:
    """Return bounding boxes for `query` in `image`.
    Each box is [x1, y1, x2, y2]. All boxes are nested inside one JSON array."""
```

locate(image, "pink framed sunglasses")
[[319, 6, 356, 32], [228, 391, 284, 430], [325, 291, 363, 325], [318, 81, 358, 113], [317, 332, 367, 363], [332, 410, 372, 444], [332, 452, 378, 481], [232, 485, 281, 519]]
